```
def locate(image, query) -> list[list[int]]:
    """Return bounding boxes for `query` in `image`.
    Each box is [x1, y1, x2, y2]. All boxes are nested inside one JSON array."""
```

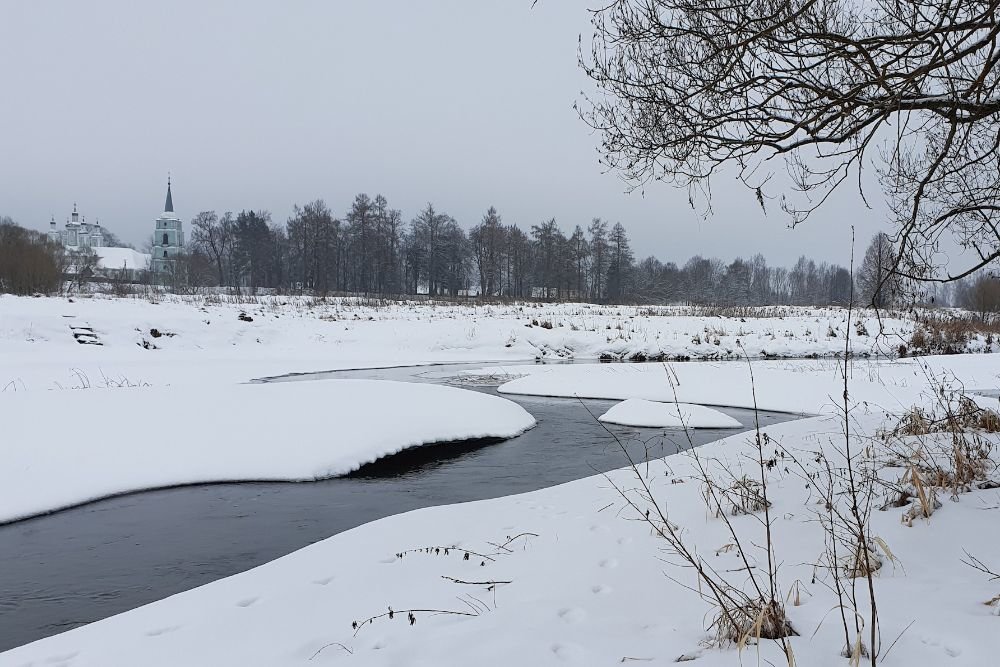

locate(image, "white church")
[[49, 179, 185, 280]]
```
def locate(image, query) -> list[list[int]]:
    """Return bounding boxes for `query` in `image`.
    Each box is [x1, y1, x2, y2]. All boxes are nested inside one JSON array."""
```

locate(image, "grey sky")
[[0, 1, 887, 267]]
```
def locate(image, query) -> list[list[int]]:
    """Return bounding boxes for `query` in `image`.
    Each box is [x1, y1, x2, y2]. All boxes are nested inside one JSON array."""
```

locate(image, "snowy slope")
[[0, 379, 535, 524]]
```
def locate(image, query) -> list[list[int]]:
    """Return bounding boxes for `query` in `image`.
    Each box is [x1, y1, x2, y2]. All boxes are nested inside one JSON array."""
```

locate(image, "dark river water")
[[0, 362, 801, 652]]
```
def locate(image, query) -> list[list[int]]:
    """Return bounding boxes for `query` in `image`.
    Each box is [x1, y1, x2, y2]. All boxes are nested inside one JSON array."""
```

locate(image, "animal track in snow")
[[550, 642, 587, 661], [920, 636, 963, 658], [598, 557, 619, 569], [557, 607, 588, 623], [236, 596, 259, 608]]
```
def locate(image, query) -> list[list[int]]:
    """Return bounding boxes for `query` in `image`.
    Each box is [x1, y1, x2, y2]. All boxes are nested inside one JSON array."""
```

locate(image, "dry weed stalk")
[[582, 359, 797, 664], [961, 551, 1000, 613], [707, 474, 770, 517], [882, 367, 998, 507], [770, 239, 883, 664]]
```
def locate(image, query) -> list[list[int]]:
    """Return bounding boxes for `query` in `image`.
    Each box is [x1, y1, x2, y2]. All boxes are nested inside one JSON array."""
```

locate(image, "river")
[[0, 362, 802, 651]]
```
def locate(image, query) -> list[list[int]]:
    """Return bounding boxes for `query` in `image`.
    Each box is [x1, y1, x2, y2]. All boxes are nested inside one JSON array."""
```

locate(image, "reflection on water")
[[0, 361, 802, 651]]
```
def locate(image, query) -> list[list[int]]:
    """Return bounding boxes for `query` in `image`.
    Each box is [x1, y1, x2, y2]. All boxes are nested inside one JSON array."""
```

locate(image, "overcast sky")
[[0, 1, 888, 267]]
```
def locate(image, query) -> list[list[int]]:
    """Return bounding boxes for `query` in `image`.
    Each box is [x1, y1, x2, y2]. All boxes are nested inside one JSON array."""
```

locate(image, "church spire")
[[164, 175, 174, 213]]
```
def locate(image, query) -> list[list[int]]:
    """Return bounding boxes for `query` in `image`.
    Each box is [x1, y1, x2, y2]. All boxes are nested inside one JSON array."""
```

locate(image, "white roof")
[[95, 246, 151, 271]]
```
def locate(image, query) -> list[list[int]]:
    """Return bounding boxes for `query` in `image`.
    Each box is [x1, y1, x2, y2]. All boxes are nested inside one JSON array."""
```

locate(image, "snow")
[[495, 360, 868, 413], [598, 398, 742, 428], [93, 247, 151, 271], [4, 295, 1000, 666], [0, 379, 535, 524], [0, 294, 947, 395], [3, 404, 999, 666]]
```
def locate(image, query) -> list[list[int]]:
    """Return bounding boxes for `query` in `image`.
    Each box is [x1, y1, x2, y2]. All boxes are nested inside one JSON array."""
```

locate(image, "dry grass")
[[909, 312, 1000, 355], [712, 595, 797, 646], [706, 475, 770, 516], [842, 543, 884, 580], [882, 381, 999, 519]]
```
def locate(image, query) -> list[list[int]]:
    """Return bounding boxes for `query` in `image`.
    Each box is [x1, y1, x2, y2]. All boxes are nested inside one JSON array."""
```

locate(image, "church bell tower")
[[151, 176, 185, 275]]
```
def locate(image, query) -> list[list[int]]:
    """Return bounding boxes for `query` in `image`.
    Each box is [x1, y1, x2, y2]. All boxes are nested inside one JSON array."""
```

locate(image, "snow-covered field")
[[0, 293, 950, 394], [3, 294, 1000, 666]]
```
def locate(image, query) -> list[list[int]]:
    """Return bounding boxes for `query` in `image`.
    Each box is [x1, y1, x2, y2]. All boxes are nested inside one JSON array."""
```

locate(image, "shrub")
[[0, 219, 64, 295]]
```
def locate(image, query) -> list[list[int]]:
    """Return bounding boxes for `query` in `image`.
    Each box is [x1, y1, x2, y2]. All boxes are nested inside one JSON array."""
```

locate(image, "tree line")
[[5, 203, 988, 310], [0, 216, 64, 295], [184, 194, 873, 306]]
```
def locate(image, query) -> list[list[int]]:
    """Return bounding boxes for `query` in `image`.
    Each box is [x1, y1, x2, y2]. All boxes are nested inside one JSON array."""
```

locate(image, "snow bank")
[[598, 398, 741, 428], [495, 358, 982, 415], [0, 380, 535, 524]]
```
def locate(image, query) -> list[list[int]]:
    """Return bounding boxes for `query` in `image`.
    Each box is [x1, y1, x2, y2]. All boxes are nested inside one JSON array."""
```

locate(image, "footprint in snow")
[[920, 636, 963, 658], [313, 576, 335, 586], [591, 584, 612, 594], [550, 642, 587, 661], [236, 596, 259, 608], [43, 652, 78, 664], [145, 625, 180, 637], [598, 558, 619, 569], [557, 607, 588, 624]]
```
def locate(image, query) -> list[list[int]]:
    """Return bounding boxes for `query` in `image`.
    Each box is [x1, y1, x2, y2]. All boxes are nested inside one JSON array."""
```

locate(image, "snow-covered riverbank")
[[0, 379, 535, 524], [3, 353, 1000, 666], [4, 295, 1000, 665]]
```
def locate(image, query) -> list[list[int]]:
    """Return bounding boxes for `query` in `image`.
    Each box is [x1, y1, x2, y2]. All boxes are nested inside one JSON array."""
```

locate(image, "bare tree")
[[568, 225, 590, 299], [858, 232, 901, 307], [587, 218, 609, 301], [470, 207, 505, 297], [67, 247, 100, 292], [0, 217, 63, 294], [581, 0, 1000, 284], [190, 210, 233, 286], [961, 273, 1000, 322]]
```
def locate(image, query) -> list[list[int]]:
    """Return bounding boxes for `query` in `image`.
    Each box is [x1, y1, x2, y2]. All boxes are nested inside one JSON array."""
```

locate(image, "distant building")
[[530, 287, 581, 300], [92, 247, 152, 281], [49, 203, 151, 280], [48, 204, 105, 249], [151, 177, 185, 275]]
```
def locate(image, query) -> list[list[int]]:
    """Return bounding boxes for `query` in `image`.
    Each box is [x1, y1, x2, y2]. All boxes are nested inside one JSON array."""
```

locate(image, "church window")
[[162, 233, 169, 245]]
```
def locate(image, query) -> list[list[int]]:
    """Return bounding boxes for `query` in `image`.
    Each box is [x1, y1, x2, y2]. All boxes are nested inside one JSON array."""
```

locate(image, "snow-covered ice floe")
[[0, 379, 535, 524], [598, 398, 742, 428]]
